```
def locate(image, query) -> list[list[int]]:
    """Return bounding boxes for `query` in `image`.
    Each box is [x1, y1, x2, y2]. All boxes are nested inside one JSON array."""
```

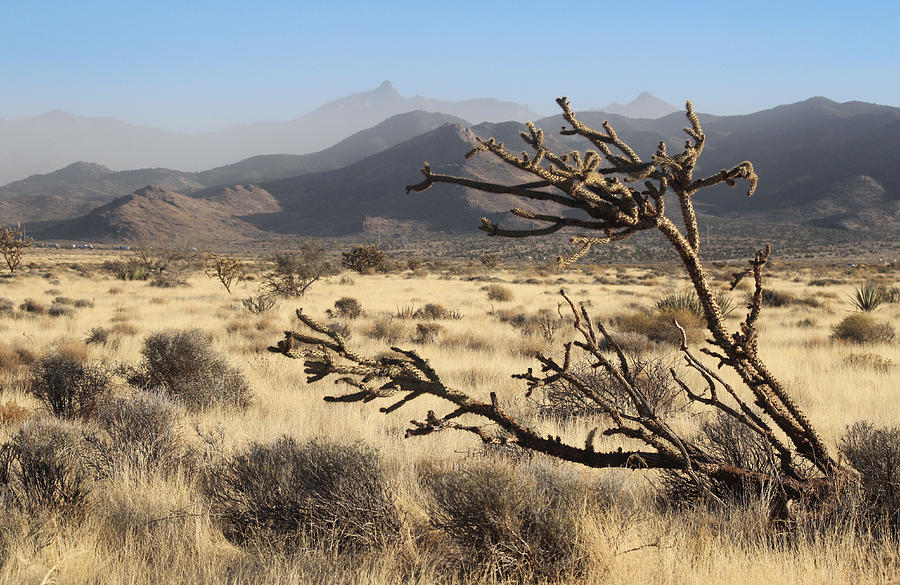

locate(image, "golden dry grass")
[[0, 249, 898, 584]]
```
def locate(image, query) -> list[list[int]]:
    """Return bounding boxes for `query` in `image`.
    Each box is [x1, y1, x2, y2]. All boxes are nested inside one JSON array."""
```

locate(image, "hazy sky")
[[2, 0, 897, 132]]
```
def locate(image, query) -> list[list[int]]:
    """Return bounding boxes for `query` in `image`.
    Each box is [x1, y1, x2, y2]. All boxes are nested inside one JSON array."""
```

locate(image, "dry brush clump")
[[203, 436, 399, 552], [134, 329, 252, 410], [0, 223, 33, 273], [272, 96, 859, 521], [420, 457, 598, 581], [27, 353, 113, 419], [341, 244, 386, 274]]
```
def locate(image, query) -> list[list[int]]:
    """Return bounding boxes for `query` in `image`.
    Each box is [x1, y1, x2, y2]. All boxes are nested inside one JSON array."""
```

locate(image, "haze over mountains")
[[2, 85, 899, 243], [0, 81, 535, 185]]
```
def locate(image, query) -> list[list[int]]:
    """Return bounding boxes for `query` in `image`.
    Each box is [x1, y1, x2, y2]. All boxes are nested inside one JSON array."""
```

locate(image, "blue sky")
[[1, 0, 897, 131]]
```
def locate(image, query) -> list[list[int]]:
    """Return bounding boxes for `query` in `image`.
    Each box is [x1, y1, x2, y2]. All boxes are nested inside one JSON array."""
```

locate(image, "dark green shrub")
[[761, 288, 795, 307], [84, 327, 110, 345], [832, 314, 895, 344], [28, 354, 112, 419], [414, 322, 444, 344], [139, 329, 252, 410], [341, 245, 386, 274], [263, 246, 332, 297], [205, 437, 398, 551], [327, 297, 363, 319]]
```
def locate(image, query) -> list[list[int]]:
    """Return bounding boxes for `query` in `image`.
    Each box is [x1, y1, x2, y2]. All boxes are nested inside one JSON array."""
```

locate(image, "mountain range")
[[0, 81, 535, 185], [2, 90, 898, 243]]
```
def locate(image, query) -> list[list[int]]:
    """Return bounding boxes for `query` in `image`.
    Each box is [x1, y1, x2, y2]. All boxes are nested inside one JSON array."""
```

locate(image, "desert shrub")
[[850, 281, 885, 312], [809, 278, 843, 287], [842, 353, 894, 372], [205, 436, 399, 551], [761, 288, 795, 307], [325, 321, 352, 341], [413, 303, 460, 320], [534, 355, 683, 421], [18, 299, 45, 314], [47, 304, 76, 318], [27, 354, 112, 419], [0, 297, 13, 316], [479, 253, 500, 268], [1, 416, 92, 513], [53, 296, 74, 306], [327, 297, 363, 319], [0, 401, 29, 427], [73, 298, 93, 308], [882, 286, 900, 303], [103, 259, 150, 281], [149, 271, 190, 288], [139, 329, 252, 410], [617, 308, 704, 346], [341, 245, 385, 274], [93, 392, 184, 473], [661, 413, 776, 507], [420, 458, 592, 581], [655, 290, 737, 318], [241, 294, 278, 314], [486, 284, 514, 302], [414, 322, 444, 344], [85, 327, 110, 345], [363, 317, 406, 344], [831, 314, 895, 344], [839, 422, 900, 532], [262, 246, 332, 297]]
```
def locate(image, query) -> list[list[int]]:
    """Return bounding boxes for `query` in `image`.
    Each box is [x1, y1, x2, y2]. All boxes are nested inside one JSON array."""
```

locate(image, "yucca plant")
[[850, 281, 884, 312], [656, 290, 736, 318]]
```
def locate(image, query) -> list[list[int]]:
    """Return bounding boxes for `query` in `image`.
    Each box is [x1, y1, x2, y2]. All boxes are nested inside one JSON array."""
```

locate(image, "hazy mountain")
[[593, 92, 679, 119], [25, 96, 900, 240], [244, 122, 560, 235], [36, 184, 280, 243], [0, 82, 533, 184], [1, 111, 468, 205]]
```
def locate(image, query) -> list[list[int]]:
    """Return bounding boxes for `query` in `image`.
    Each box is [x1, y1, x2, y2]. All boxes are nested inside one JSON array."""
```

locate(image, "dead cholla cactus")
[[272, 98, 846, 513], [0, 223, 33, 272], [205, 253, 245, 294]]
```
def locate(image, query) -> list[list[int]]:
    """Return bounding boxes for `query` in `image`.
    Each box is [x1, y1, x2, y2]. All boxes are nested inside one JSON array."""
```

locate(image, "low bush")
[[839, 422, 900, 532], [414, 322, 444, 344], [413, 303, 461, 320], [1, 416, 92, 514], [84, 327, 110, 345], [0, 401, 29, 427], [18, 299, 45, 314], [241, 294, 278, 314], [341, 245, 386, 274], [842, 353, 894, 373], [205, 436, 399, 551], [534, 355, 683, 421], [617, 308, 704, 346], [327, 297, 363, 319], [363, 318, 407, 344], [832, 314, 895, 344], [420, 458, 593, 581], [27, 354, 112, 419], [761, 288, 795, 307], [47, 304, 76, 318], [486, 284, 514, 302], [138, 329, 252, 410], [93, 392, 184, 473]]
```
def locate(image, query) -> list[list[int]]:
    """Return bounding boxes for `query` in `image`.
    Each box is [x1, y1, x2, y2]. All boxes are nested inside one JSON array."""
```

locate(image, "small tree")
[[131, 238, 194, 274], [262, 244, 331, 297], [341, 245, 385, 274], [272, 98, 851, 516], [0, 223, 33, 272], [205, 253, 244, 294]]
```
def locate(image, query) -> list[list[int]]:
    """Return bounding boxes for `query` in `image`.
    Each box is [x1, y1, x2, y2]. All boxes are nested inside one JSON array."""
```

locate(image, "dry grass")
[[0, 251, 897, 583]]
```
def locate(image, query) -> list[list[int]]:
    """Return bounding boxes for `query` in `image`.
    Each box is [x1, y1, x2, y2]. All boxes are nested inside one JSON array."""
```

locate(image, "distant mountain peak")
[[595, 92, 679, 119]]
